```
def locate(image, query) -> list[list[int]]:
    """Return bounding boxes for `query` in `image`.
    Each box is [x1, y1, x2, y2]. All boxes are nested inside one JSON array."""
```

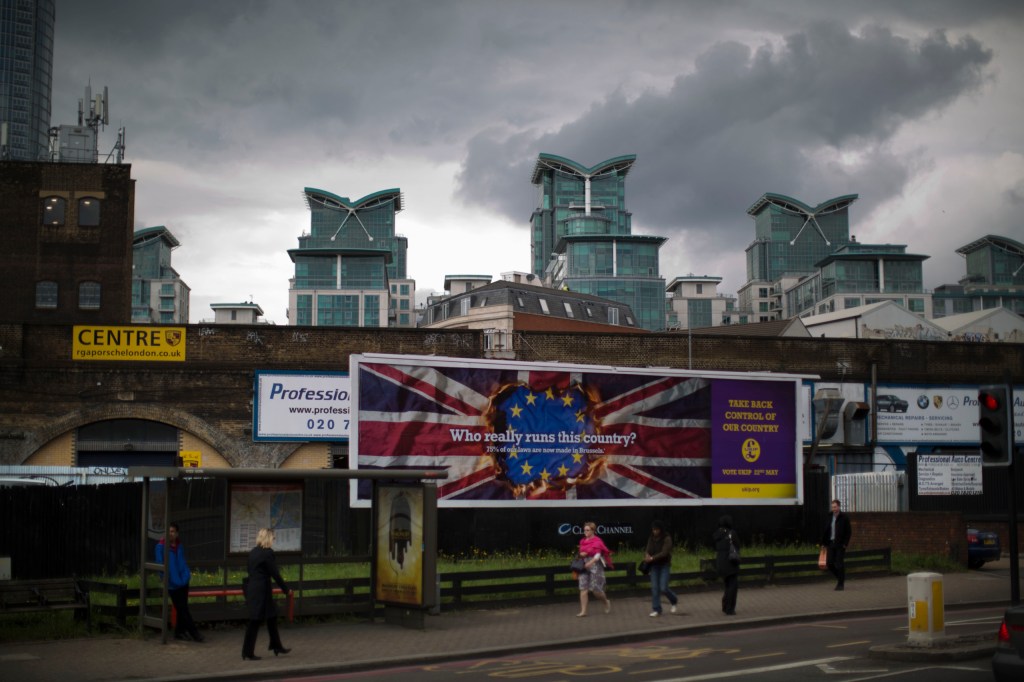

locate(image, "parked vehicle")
[[967, 527, 1001, 569], [876, 394, 909, 412], [993, 605, 1024, 682]]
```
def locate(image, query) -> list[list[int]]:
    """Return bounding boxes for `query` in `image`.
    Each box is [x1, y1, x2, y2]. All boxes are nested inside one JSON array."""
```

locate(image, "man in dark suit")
[[822, 499, 852, 590]]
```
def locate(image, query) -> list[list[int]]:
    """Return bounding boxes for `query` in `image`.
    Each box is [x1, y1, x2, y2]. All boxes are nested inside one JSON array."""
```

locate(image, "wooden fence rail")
[[78, 548, 891, 628]]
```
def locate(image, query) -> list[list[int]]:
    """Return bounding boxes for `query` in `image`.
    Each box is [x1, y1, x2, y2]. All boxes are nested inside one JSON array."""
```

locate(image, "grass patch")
[[0, 611, 90, 642], [891, 552, 965, 575]]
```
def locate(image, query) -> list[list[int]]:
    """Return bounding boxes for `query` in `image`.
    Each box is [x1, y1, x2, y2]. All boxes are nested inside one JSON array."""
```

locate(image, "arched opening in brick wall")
[[76, 419, 179, 467]]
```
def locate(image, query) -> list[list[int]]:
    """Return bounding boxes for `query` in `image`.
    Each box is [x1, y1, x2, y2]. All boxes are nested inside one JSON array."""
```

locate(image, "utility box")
[[812, 388, 844, 441], [843, 401, 870, 446], [907, 572, 944, 644]]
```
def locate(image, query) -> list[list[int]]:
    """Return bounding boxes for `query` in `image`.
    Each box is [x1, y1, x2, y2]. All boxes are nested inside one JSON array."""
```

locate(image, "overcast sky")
[[52, 0, 1024, 324]]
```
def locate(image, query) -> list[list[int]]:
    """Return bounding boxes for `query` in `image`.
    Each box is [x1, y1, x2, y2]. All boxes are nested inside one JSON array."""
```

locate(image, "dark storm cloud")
[[45, 1, 1021, 317], [456, 20, 993, 259]]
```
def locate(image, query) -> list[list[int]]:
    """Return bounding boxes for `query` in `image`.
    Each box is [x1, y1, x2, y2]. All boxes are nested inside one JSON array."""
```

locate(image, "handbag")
[[818, 546, 828, 570], [569, 557, 586, 573], [728, 534, 740, 563], [638, 560, 651, 575]]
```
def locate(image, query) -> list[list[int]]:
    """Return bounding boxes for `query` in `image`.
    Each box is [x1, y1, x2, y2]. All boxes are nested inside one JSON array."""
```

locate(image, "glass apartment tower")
[[530, 153, 667, 331], [132, 226, 191, 324], [933, 234, 1024, 317], [0, 0, 54, 161], [289, 187, 414, 327], [738, 193, 857, 321]]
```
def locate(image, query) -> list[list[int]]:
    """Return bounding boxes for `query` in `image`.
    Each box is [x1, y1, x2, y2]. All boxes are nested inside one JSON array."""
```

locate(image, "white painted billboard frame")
[[253, 370, 351, 442], [349, 353, 815, 508]]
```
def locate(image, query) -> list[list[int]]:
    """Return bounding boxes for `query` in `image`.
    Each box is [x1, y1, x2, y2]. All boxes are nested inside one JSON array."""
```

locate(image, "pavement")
[[0, 560, 1018, 682]]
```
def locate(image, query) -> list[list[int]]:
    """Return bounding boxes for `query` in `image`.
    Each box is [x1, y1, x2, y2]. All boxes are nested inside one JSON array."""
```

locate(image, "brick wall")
[[0, 323, 1021, 468], [851, 512, 967, 563], [0, 162, 135, 325]]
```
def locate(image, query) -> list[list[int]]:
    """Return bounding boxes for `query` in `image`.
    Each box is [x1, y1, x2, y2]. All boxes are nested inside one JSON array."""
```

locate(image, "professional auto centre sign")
[[253, 370, 350, 441], [72, 326, 186, 362]]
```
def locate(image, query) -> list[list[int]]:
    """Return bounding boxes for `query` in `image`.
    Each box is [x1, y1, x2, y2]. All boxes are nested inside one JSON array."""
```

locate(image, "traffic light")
[[978, 385, 1013, 466]]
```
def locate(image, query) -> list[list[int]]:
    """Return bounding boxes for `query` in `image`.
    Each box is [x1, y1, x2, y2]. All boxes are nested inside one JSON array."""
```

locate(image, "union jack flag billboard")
[[350, 354, 806, 507]]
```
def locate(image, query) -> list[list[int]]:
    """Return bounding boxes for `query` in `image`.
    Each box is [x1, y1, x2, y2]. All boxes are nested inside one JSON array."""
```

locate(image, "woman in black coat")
[[712, 515, 739, 616], [241, 528, 291, 661]]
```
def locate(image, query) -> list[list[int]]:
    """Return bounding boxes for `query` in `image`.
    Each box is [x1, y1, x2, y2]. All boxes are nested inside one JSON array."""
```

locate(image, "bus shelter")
[[128, 466, 445, 642]]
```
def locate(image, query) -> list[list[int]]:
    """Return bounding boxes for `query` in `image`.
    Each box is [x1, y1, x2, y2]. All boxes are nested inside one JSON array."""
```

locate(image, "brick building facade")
[[0, 161, 135, 325]]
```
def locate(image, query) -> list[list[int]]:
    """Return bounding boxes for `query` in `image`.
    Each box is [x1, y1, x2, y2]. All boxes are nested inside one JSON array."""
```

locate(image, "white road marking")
[[650, 656, 853, 681]]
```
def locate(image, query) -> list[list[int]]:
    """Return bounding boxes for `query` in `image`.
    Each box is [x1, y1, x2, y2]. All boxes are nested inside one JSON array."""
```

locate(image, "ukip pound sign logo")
[[741, 438, 761, 463]]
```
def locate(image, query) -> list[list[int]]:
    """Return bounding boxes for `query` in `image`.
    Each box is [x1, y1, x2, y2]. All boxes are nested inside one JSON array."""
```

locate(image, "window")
[[538, 298, 550, 314], [363, 295, 380, 326], [608, 307, 620, 325], [460, 297, 470, 316], [563, 301, 574, 318], [517, 297, 525, 308], [36, 281, 58, 308], [78, 282, 101, 309], [42, 196, 66, 226], [78, 197, 101, 226], [695, 283, 703, 295]]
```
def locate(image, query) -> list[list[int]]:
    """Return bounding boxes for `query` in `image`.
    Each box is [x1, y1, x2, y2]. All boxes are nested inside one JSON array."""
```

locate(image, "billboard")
[[873, 384, 1023, 445], [72, 325, 186, 362], [253, 370, 351, 441], [349, 354, 809, 508]]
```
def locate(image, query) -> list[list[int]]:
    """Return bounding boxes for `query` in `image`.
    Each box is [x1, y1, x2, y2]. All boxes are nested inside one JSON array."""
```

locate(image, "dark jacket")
[[822, 512, 852, 548], [713, 527, 739, 577], [645, 533, 674, 565], [245, 546, 290, 620], [155, 540, 191, 590]]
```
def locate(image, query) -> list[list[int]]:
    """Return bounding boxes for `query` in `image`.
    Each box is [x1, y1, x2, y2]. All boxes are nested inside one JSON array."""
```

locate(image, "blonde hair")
[[584, 521, 597, 532], [255, 528, 275, 549]]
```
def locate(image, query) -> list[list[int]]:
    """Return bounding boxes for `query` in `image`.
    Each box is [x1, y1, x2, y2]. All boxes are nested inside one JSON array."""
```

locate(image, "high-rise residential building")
[[738, 192, 857, 321], [289, 187, 414, 327], [529, 153, 667, 331], [932, 234, 1024, 317], [131, 226, 190, 324], [784, 240, 931, 318], [0, 0, 54, 162]]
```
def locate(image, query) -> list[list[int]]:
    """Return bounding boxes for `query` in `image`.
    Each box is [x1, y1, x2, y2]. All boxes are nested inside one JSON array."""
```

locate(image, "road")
[[287, 607, 1001, 681]]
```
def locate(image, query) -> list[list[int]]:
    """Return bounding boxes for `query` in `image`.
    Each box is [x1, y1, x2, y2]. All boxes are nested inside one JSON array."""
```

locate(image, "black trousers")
[[721, 574, 738, 614], [168, 585, 199, 638], [827, 543, 846, 585], [242, 616, 284, 656]]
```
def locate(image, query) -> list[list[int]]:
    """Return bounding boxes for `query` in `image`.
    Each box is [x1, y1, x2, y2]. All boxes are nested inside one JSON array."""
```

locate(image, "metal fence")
[[832, 471, 907, 512]]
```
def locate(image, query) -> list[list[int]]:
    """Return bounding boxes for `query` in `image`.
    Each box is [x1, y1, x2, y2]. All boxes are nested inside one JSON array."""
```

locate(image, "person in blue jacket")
[[155, 522, 204, 642]]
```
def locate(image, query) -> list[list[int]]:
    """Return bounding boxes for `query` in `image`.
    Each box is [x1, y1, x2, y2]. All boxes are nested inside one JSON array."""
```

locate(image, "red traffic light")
[[979, 391, 1001, 411]]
